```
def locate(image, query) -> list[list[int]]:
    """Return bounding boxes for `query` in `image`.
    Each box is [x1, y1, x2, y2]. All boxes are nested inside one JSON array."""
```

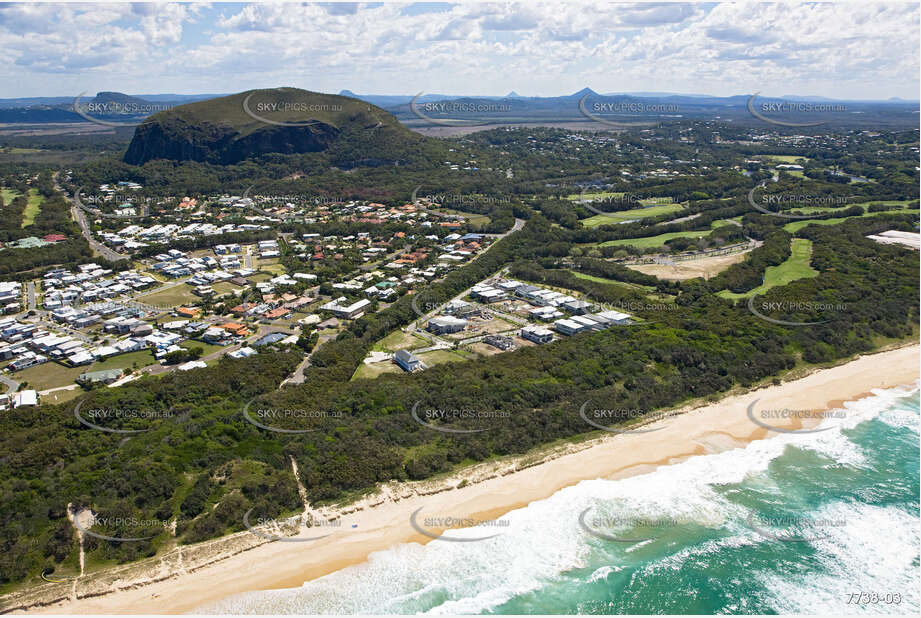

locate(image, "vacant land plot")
[[90, 349, 157, 372], [21, 189, 43, 227], [468, 341, 512, 356], [352, 359, 401, 380], [373, 329, 428, 352], [137, 283, 200, 308], [719, 238, 818, 300], [181, 340, 225, 357], [627, 251, 749, 281], [416, 349, 476, 366], [13, 362, 86, 391], [212, 281, 239, 296], [448, 315, 516, 338], [40, 387, 83, 405]]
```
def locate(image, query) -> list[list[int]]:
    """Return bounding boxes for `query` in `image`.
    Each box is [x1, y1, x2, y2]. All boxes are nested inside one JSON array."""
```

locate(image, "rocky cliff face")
[[124, 116, 340, 165]]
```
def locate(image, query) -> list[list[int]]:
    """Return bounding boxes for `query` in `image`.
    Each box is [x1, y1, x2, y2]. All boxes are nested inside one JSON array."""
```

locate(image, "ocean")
[[206, 384, 920, 615]]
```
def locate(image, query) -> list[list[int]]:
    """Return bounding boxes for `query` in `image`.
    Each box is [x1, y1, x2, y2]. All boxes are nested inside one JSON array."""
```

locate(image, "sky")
[[0, 1, 918, 100]]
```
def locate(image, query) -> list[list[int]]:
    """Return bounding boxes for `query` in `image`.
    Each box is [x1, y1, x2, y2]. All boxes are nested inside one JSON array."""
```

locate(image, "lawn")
[[581, 202, 684, 227], [137, 283, 201, 308], [21, 189, 43, 227], [719, 238, 818, 300]]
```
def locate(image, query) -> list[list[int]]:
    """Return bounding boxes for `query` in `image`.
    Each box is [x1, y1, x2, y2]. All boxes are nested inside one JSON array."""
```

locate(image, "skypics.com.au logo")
[[242, 92, 343, 127], [410, 93, 513, 127], [578, 94, 672, 128], [410, 401, 510, 435], [747, 92, 847, 127], [242, 510, 340, 543], [409, 507, 510, 542], [575, 186, 675, 221], [578, 402, 670, 434], [748, 185, 852, 219], [72, 511, 169, 543], [745, 399, 845, 434], [746, 295, 847, 327], [73, 401, 174, 434], [242, 399, 343, 434], [73, 93, 174, 127], [579, 506, 697, 543]]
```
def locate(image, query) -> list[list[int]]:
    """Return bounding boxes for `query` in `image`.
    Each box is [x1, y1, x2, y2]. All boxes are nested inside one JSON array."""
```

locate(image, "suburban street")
[[53, 173, 130, 262]]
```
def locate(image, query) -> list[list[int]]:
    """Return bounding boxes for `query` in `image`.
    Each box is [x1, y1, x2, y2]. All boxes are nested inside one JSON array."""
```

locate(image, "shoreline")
[[10, 343, 920, 615]]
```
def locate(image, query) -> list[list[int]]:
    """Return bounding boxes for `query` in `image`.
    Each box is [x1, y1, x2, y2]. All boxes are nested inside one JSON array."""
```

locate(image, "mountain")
[[91, 91, 152, 107], [569, 87, 598, 98], [124, 87, 433, 166]]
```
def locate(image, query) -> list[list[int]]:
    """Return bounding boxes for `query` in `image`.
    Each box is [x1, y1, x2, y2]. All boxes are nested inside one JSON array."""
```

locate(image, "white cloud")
[[0, 1, 915, 99]]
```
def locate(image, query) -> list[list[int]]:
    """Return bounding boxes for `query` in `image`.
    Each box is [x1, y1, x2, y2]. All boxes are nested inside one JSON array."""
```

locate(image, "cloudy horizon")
[[0, 1, 918, 101]]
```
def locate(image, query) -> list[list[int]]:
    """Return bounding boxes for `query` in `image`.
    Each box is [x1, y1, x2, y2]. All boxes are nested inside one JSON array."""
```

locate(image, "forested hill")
[[123, 88, 443, 166]]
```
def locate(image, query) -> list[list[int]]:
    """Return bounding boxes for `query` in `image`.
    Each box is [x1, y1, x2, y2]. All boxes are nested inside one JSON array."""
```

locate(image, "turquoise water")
[[206, 385, 920, 615]]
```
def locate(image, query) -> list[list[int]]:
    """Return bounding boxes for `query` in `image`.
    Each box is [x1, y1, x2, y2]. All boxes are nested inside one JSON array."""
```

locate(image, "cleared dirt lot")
[[626, 251, 748, 281]]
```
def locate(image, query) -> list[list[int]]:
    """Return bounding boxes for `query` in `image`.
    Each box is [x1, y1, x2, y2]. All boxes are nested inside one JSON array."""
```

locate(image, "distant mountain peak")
[[571, 87, 598, 98], [506, 91, 524, 98]]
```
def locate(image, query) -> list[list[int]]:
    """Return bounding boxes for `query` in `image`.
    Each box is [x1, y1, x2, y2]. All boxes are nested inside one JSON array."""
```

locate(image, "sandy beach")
[[13, 343, 919, 615]]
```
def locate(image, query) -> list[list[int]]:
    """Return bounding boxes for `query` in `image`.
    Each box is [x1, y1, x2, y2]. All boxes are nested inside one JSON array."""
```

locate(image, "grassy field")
[[581, 203, 684, 227], [137, 283, 200, 308], [719, 238, 818, 300], [782, 210, 914, 233], [21, 189, 43, 227], [599, 228, 715, 248]]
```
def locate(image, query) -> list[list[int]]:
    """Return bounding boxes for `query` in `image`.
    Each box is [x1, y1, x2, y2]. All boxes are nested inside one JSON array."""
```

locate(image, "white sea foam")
[[200, 384, 919, 614], [758, 502, 920, 614], [587, 565, 624, 583]]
